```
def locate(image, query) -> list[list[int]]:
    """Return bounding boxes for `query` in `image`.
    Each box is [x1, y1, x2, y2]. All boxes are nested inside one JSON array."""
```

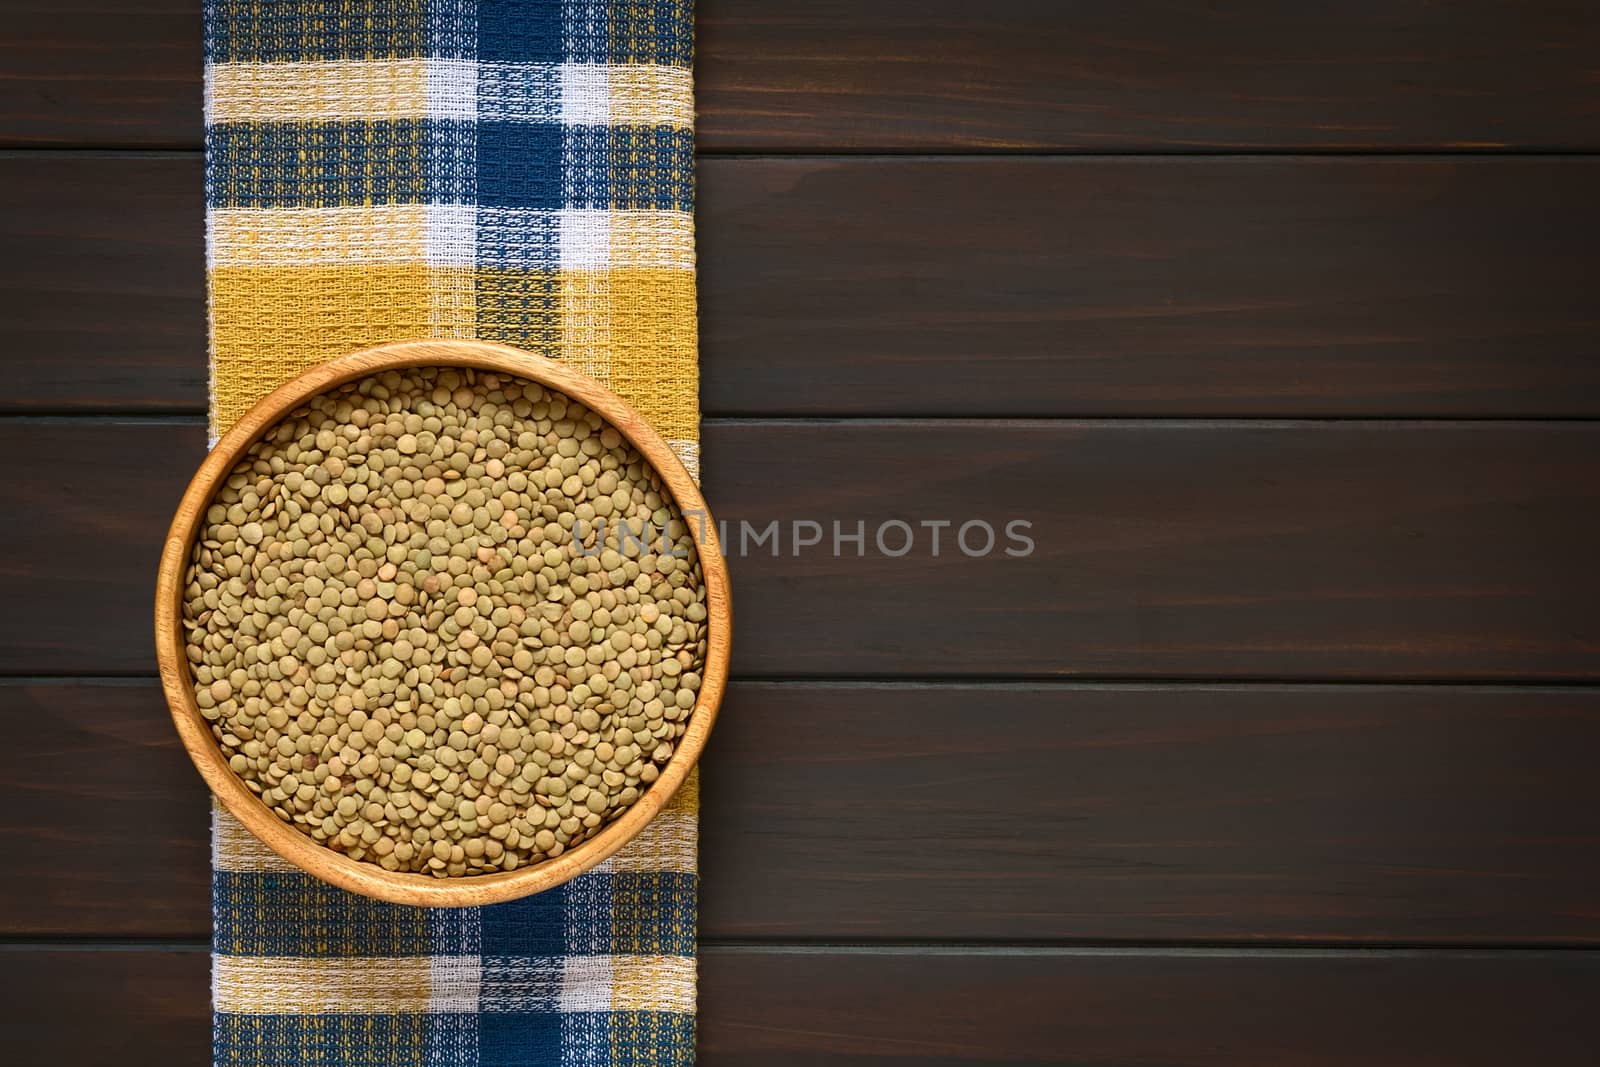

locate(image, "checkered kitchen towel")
[[204, 2, 700, 1063]]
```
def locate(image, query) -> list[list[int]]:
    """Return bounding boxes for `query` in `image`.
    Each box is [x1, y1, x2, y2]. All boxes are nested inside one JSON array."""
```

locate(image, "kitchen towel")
[[205, 2, 700, 1063]]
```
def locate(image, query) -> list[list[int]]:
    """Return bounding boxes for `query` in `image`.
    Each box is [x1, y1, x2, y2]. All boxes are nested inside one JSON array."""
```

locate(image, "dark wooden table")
[[3, 2, 1600, 1063]]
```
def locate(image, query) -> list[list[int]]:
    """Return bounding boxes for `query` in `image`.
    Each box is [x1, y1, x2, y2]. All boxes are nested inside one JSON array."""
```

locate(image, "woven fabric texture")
[[204, 3, 700, 1064]]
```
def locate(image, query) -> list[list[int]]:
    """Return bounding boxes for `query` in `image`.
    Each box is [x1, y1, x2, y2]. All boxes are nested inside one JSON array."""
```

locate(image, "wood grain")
[[8, 156, 1600, 417], [8, 680, 1600, 943], [4, 419, 1596, 679], [703, 420, 1600, 680], [697, 1, 1600, 152], [0, 681, 207, 936], [0, 948, 209, 1064], [701, 682, 1600, 942], [699, 947, 1600, 1065], [6, 946, 1599, 1065], [699, 157, 1600, 417], [0, 155, 204, 413], [4, 2, 1599, 151], [0, 418, 205, 674], [0, 1, 199, 148]]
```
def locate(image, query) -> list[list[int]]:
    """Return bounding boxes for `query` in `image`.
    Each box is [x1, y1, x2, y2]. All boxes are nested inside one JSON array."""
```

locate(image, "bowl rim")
[[154, 338, 730, 906]]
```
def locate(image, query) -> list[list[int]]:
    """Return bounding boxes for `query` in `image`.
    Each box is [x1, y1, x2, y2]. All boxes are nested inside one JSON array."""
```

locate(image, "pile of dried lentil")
[[183, 366, 707, 877]]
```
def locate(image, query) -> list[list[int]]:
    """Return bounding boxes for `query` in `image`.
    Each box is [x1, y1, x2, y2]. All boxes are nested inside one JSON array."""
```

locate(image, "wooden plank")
[[0, 681, 207, 936], [701, 420, 1600, 680], [0, 1, 199, 148], [0, 418, 206, 674], [6, 946, 1599, 1065], [699, 157, 1600, 417], [0, 155, 204, 413], [4, 3, 1600, 151], [3, 419, 1597, 680], [699, 948, 1600, 1065], [701, 682, 1600, 942], [0, 948, 208, 1065], [8, 680, 1600, 944], [697, 1, 1600, 152], [7, 156, 1600, 417]]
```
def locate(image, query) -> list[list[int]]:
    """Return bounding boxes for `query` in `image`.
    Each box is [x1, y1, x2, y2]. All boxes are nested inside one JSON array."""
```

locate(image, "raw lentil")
[[183, 366, 708, 877]]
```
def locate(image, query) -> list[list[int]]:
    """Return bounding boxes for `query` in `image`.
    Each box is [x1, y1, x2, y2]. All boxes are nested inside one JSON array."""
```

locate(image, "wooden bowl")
[[154, 339, 730, 906]]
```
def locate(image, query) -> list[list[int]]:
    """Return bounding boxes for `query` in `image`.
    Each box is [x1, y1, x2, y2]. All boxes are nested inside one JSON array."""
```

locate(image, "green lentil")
[[183, 366, 707, 877]]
